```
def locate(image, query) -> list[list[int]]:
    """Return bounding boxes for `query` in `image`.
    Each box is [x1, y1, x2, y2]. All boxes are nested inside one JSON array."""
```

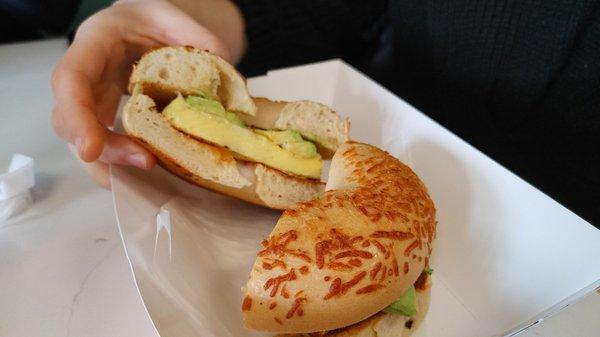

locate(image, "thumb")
[[139, 0, 232, 62]]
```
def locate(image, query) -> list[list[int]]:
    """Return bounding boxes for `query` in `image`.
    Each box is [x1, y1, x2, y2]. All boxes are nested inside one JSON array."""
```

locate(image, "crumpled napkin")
[[0, 154, 35, 223]]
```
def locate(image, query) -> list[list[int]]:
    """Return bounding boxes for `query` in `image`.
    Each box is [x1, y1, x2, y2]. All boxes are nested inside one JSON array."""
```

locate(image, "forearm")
[[168, 0, 246, 63]]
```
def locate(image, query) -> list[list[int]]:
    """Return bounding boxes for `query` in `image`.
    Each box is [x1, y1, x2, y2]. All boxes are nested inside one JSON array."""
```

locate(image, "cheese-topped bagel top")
[[242, 142, 436, 333]]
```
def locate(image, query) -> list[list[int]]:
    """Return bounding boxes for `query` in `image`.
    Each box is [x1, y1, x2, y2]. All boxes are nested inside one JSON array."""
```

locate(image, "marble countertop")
[[0, 39, 158, 337], [0, 39, 597, 337]]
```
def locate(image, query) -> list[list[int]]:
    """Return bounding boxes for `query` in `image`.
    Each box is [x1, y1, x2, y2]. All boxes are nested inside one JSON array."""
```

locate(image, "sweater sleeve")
[[0, 0, 81, 37], [232, 0, 388, 76]]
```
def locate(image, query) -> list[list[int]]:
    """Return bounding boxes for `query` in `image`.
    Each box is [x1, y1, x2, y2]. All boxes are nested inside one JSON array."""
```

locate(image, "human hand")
[[51, 0, 232, 188]]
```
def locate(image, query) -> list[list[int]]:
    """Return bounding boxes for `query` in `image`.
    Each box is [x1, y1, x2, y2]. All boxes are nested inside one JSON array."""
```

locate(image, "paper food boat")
[[111, 60, 600, 337]]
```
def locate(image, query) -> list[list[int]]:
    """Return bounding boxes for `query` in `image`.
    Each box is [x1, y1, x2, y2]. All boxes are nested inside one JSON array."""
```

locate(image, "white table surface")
[[0, 39, 597, 337]]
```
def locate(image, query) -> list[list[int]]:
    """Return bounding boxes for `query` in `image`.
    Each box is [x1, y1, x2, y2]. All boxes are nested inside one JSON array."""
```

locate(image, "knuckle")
[[76, 16, 95, 36], [75, 6, 112, 37]]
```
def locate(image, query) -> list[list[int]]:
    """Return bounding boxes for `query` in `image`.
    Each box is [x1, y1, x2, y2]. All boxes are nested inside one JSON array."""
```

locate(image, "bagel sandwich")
[[242, 142, 437, 336], [122, 46, 349, 209]]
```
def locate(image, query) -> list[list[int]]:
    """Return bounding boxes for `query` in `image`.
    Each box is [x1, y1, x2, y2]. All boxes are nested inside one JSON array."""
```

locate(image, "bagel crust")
[[130, 46, 257, 115], [242, 142, 436, 333], [122, 46, 350, 209]]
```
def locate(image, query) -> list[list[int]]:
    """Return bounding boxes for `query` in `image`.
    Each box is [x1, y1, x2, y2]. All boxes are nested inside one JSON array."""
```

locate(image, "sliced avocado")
[[163, 95, 322, 179], [300, 132, 332, 150], [254, 129, 304, 143], [384, 286, 418, 316], [185, 95, 246, 127], [284, 142, 319, 159], [254, 130, 318, 159]]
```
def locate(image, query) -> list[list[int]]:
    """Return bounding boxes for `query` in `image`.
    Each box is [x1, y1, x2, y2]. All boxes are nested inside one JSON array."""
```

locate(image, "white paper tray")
[[111, 60, 600, 337]]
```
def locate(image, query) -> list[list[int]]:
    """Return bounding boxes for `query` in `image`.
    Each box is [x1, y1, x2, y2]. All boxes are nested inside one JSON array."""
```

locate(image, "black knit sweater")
[[234, 0, 600, 227]]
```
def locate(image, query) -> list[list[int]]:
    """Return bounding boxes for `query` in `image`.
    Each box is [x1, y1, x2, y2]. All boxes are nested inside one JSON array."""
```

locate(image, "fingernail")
[[127, 153, 148, 169], [75, 137, 85, 158]]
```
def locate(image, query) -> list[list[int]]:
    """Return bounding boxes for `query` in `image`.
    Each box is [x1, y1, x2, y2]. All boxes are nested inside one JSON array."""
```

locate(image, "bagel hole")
[[215, 72, 229, 105], [138, 83, 178, 111], [158, 68, 169, 80]]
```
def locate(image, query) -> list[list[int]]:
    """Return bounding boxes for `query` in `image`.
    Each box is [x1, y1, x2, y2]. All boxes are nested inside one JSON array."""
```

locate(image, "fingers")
[[95, 80, 127, 127], [69, 144, 111, 189], [52, 0, 230, 175], [51, 68, 106, 162], [135, 0, 232, 62], [68, 131, 157, 189], [51, 13, 136, 160], [51, 22, 116, 162], [99, 131, 156, 170]]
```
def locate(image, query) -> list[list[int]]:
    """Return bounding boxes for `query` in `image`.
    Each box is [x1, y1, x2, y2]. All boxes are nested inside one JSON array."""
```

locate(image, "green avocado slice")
[[384, 286, 418, 316], [185, 95, 246, 127], [254, 129, 318, 159]]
